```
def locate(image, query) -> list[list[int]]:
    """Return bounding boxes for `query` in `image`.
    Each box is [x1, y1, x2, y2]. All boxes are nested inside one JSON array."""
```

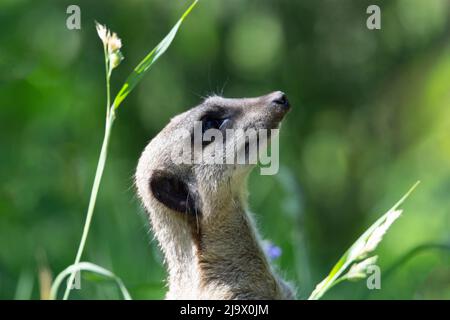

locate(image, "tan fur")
[[135, 92, 295, 299]]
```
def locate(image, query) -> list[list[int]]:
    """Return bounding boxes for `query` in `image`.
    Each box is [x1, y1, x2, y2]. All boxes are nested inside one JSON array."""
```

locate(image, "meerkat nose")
[[270, 91, 290, 110]]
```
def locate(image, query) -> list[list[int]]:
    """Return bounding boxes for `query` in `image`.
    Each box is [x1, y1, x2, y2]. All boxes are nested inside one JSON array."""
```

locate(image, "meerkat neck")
[[152, 198, 285, 299], [148, 213, 200, 299], [195, 199, 283, 299]]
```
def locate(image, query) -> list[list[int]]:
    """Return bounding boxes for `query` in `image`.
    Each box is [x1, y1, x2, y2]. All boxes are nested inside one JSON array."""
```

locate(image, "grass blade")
[[59, 1, 199, 300], [308, 181, 420, 300], [14, 271, 34, 300], [50, 262, 132, 300], [113, 0, 199, 109]]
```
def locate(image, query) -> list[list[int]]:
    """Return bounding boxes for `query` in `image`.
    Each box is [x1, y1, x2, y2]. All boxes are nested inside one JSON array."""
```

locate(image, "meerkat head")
[[135, 91, 290, 240]]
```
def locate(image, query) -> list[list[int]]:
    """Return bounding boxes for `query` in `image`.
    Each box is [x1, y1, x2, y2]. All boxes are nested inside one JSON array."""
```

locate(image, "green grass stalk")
[[63, 109, 115, 300]]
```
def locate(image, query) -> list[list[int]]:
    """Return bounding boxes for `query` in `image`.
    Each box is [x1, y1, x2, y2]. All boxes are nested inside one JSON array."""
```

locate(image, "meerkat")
[[135, 91, 295, 299]]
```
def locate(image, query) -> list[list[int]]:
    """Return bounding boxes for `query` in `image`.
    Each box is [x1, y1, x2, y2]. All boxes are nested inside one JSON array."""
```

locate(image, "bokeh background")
[[1, 0, 449, 299]]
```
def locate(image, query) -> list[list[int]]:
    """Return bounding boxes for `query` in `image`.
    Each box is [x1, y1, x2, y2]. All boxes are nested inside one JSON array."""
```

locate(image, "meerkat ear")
[[150, 170, 197, 215]]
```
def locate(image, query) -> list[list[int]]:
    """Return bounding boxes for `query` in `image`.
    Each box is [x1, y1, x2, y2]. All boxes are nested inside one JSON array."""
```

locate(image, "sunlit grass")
[[50, 0, 199, 300], [308, 181, 420, 299]]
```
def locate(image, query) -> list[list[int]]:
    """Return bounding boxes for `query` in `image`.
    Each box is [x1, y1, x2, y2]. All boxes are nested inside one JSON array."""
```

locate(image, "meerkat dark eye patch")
[[150, 170, 197, 216], [201, 115, 228, 132], [202, 118, 223, 132]]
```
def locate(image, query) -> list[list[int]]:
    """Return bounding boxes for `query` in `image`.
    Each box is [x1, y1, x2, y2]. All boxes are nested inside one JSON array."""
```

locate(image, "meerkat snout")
[[135, 91, 295, 299], [269, 90, 290, 110], [272, 91, 290, 110]]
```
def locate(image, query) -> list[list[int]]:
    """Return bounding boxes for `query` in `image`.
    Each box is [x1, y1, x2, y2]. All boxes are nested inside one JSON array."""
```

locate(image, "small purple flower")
[[263, 240, 282, 260]]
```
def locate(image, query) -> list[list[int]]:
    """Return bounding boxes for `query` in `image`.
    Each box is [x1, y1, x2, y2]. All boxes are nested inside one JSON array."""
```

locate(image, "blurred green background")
[[1, 0, 449, 299]]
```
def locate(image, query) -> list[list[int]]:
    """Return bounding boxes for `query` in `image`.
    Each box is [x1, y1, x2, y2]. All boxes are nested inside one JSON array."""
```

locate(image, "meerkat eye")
[[219, 118, 231, 130], [202, 118, 222, 132], [201, 117, 228, 133], [200, 116, 230, 147]]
